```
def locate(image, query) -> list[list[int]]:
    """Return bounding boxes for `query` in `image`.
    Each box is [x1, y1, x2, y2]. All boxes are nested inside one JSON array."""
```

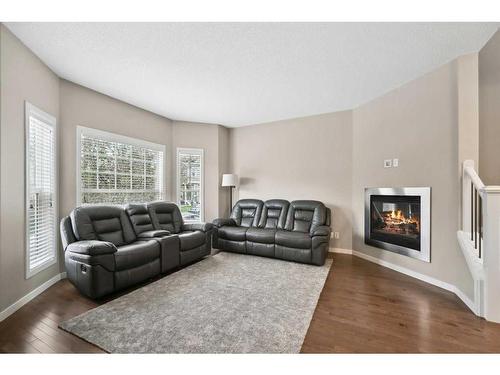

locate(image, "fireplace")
[[365, 187, 431, 262]]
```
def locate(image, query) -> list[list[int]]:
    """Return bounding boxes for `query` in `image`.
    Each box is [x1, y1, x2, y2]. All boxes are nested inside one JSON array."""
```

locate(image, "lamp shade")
[[222, 174, 238, 187]]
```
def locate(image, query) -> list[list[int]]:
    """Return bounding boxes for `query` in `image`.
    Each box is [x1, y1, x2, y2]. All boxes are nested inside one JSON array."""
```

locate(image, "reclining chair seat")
[[245, 227, 276, 257], [178, 230, 206, 251], [246, 227, 276, 244], [114, 240, 160, 271], [275, 200, 328, 264], [218, 226, 248, 241], [64, 205, 161, 299], [245, 199, 288, 257], [147, 201, 213, 265], [126, 203, 180, 273], [275, 230, 311, 249]]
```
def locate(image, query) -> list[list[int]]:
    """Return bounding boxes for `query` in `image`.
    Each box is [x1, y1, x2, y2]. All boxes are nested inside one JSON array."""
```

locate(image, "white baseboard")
[[453, 287, 478, 315], [0, 272, 67, 322], [329, 247, 353, 254], [349, 250, 478, 316]]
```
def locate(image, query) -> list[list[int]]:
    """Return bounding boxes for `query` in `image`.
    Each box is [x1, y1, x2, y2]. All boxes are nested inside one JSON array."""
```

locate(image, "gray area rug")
[[60, 252, 332, 353]]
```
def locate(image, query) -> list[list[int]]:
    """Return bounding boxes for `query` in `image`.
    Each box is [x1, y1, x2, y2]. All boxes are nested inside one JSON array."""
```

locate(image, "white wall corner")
[[0, 272, 67, 322], [329, 247, 353, 254]]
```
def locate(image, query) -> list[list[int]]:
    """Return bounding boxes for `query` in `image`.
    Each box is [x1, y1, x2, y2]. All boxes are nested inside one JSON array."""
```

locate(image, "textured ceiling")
[[5, 23, 498, 127]]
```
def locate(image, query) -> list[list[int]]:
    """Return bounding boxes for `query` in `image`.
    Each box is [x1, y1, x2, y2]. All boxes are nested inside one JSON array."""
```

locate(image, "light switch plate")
[[334, 232, 340, 239], [384, 159, 392, 168], [393, 158, 399, 167]]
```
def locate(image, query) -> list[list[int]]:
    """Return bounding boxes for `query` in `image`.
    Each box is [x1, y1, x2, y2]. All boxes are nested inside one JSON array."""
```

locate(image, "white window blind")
[[177, 148, 203, 222], [25, 103, 57, 278], [77, 127, 165, 205]]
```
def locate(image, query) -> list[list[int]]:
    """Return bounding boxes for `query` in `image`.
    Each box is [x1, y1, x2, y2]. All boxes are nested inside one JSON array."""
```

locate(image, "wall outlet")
[[334, 232, 340, 239], [384, 159, 392, 168], [393, 158, 399, 167]]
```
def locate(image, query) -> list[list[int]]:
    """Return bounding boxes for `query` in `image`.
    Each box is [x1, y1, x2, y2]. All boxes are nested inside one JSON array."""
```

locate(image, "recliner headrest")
[[259, 199, 289, 229], [70, 205, 136, 246], [147, 201, 183, 233], [230, 199, 263, 227], [284, 200, 327, 233], [125, 203, 155, 235]]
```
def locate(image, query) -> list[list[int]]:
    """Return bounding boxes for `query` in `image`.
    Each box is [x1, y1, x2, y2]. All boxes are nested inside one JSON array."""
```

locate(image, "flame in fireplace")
[[386, 210, 420, 232]]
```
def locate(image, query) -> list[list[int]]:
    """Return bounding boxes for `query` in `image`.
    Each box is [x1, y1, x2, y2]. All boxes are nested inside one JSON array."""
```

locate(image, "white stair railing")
[[459, 160, 500, 322]]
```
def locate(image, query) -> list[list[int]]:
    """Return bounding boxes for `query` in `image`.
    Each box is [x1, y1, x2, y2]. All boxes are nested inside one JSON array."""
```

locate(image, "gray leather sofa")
[[213, 199, 331, 266], [60, 202, 213, 299]]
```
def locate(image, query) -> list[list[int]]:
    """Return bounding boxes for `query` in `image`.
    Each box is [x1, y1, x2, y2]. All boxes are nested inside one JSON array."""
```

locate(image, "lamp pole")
[[229, 185, 234, 214]]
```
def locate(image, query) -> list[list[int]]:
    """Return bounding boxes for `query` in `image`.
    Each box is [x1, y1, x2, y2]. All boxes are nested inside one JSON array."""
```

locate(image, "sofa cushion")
[[246, 228, 276, 244], [115, 240, 160, 271], [275, 230, 311, 249], [218, 226, 248, 241], [178, 231, 206, 251]]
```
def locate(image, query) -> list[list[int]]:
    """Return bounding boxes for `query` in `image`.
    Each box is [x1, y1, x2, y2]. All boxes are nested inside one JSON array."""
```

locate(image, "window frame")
[[176, 147, 204, 223], [25, 102, 58, 279], [76, 126, 166, 206]]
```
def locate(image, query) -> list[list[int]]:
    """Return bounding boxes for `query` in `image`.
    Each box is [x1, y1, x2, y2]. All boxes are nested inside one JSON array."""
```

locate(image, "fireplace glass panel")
[[370, 195, 421, 251]]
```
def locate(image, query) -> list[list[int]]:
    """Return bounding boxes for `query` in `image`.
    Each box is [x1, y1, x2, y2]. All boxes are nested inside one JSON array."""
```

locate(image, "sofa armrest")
[[212, 218, 236, 228], [182, 222, 214, 232], [311, 225, 331, 237], [137, 230, 170, 239], [66, 240, 117, 256]]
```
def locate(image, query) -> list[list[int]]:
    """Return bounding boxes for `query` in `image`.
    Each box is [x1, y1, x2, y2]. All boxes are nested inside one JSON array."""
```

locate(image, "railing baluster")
[[463, 161, 487, 262], [471, 181, 474, 241], [479, 194, 482, 259], [475, 188, 478, 250]]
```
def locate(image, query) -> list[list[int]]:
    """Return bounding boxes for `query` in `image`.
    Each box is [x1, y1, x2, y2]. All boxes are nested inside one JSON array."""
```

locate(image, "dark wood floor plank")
[[301, 254, 500, 353], [1, 253, 500, 353]]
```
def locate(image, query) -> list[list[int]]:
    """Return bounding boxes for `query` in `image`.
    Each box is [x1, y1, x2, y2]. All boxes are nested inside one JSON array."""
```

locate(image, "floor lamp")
[[222, 174, 238, 216]]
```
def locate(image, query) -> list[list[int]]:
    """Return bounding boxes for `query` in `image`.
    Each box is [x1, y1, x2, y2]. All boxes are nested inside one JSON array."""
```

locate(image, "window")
[[25, 102, 58, 278], [177, 148, 204, 222], [77, 126, 165, 205]]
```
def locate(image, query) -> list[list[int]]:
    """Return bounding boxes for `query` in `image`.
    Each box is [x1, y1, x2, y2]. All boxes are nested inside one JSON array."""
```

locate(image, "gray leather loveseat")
[[212, 199, 331, 266], [60, 201, 213, 299]]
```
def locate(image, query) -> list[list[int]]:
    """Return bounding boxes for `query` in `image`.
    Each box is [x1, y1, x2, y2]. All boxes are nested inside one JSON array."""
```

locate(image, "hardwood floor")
[[1, 253, 500, 353], [302, 254, 500, 353]]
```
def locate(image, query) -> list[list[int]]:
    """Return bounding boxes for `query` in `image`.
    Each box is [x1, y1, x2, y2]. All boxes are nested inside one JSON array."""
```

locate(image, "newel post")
[[482, 186, 500, 323]]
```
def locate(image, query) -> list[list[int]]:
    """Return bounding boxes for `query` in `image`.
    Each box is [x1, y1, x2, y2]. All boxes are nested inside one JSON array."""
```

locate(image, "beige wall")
[[457, 54, 479, 228], [0, 26, 61, 311], [229, 111, 353, 250], [352, 60, 474, 299], [172, 121, 229, 222], [59, 80, 174, 222], [479, 30, 500, 185]]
